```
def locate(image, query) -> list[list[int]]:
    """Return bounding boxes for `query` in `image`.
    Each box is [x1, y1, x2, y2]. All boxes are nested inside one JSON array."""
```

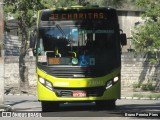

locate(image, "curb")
[[121, 96, 160, 100], [6, 93, 37, 96], [0, 104, 13, 112]]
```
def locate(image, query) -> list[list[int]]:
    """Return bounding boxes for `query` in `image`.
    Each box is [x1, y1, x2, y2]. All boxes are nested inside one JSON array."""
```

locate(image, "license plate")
[[72, 91, 86, 97]]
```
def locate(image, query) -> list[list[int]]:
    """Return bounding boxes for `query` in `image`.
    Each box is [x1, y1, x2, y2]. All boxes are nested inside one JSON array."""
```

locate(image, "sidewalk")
[[121, 87, 160, 100], [0, 104, 12, 111]]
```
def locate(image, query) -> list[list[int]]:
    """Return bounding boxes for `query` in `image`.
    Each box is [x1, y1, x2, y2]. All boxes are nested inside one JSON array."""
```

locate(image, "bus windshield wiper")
[[56, 24, 71, 44], [56, 24, 72, 51]]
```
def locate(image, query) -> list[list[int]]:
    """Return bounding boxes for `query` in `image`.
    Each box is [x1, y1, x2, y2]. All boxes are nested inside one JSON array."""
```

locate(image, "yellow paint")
[[71, 6, 83, 8], [50, 8, 56, 10], [37, 10, 41, 28]]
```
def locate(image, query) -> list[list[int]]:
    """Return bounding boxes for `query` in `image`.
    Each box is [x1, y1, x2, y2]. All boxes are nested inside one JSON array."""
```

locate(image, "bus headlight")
[[39, 77, 53, 91], [105, 80, 113, 89], [39, 77, 45, 84], [45, 81, 53, 90], [105, 76, 119, 89], [113, 76, 119, 82]]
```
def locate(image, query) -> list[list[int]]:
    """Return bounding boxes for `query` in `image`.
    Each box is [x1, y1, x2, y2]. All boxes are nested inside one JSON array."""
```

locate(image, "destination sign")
[[49, 12, 105, 20], [40, 9, 110, 21]]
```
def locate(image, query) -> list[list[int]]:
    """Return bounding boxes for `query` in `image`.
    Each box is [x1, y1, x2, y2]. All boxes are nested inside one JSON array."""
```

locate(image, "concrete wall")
[[4, 54, 160, 91], [121, 53, 160, 90], [4, 56, 36, 88]]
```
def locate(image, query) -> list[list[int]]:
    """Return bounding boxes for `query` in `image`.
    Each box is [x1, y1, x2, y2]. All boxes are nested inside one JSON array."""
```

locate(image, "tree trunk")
[[19, 52, 29, 93], [18, 16, 29, 93]]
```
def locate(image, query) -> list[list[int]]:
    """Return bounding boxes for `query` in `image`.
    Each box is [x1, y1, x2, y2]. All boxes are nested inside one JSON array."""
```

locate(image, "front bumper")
[[37, 80, 120, 101]]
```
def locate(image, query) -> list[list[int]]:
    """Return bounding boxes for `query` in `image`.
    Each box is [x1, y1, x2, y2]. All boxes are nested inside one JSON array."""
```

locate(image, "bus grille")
[[37, 65, 109, 78], [45, 66, 101, 78], [54, 87, 105, 97]]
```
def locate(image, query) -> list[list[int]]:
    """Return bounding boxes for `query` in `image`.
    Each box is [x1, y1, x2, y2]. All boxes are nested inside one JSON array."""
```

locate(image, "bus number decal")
[[88, 81, 104, 86], [54, 82, 69, 86]]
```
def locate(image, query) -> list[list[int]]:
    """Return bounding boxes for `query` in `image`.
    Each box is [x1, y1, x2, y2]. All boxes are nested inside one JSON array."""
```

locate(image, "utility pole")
[[0, 0, 4, 105], [0, 0, 12, 111]]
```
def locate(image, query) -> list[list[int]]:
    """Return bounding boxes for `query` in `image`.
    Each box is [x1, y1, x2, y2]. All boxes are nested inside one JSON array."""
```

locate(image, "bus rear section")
[[31, 6, 127, 112]]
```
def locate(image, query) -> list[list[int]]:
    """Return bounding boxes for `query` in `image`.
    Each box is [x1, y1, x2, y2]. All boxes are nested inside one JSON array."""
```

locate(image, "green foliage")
[[132, 93, 144, 98], [4, 0, 78, 29], [141, 83, 155, 91], [4, 0, 43, 28], [87, 0, 122, 8], [132, 0, 160, 58], [132, 82, 156, 91], [87, 0, 137, 9], [149, 58, 157, 64], [132, 93, 160, 99], [133, 83, 141, 88], [40, 0, 78, 8]]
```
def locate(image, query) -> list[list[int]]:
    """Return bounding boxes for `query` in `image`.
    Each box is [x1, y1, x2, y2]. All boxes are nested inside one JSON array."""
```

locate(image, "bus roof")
[[41, 5, 115, 12]]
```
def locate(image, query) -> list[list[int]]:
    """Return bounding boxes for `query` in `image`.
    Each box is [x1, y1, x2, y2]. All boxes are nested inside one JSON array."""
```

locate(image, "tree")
[[87, 0, 123, 8], [132, 0, 160, 60], [4, 0, 43, 92], [41, 0, 78, 7]]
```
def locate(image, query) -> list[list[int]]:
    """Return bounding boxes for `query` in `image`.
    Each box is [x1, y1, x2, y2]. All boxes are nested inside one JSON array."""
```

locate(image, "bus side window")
[[86, 34, 93, 48]]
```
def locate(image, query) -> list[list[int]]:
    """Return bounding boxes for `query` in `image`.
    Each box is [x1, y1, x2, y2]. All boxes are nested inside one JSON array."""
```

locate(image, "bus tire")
[[96, 100, 116, 110], [41, 101, 59, 112]]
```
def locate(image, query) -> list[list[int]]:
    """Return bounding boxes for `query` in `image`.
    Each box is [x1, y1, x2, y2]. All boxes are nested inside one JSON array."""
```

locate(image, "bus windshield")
[[37, 25, 119, 71]]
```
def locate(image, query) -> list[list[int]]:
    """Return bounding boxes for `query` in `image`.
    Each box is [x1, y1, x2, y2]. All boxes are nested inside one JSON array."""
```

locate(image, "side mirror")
[[29, 31, 35, 48], [120, 33, 127, 46], [29, 30, 37, 56]]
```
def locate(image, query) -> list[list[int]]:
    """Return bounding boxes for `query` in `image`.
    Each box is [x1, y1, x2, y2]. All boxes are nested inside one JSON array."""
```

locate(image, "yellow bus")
[[30, 5, 127, 112]]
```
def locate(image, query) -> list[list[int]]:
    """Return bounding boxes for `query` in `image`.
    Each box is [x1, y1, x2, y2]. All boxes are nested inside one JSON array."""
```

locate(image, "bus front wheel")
[[96, 100, 116, 110], [41, 101, 59, 112]]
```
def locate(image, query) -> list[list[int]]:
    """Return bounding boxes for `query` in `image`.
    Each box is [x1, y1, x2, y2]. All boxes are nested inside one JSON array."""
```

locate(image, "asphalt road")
[[3, 95, 160, 119]]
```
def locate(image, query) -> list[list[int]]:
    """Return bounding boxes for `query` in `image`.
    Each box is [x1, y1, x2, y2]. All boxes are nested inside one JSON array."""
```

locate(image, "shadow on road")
[[42, 103, 122, 117], [116, 103, 160, 113], [5, 100, 38, 106], [42, 102, 160, 118]]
